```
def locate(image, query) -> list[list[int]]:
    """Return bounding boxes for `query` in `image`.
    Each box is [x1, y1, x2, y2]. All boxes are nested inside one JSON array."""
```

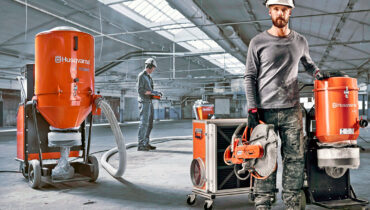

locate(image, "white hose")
[[95, 98, 193, 179], [96, 98, 127, 178]]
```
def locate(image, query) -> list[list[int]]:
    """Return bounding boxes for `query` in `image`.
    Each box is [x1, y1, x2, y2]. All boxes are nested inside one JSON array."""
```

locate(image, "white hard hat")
[[145, 58, 157, 68], [265, 0, 295, 8]]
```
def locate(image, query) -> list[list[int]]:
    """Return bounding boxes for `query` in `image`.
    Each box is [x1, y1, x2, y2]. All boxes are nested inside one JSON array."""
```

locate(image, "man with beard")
[[244, 0, 325, 209]]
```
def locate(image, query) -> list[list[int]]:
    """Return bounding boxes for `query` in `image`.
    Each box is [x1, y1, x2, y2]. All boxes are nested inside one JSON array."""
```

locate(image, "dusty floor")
[[0, 120, 369, 209]]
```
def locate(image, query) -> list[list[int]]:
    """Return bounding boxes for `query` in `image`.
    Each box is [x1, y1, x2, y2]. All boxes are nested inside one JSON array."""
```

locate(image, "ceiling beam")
[[317, 0, 359, 68], [98, 9, 370, 37], [243, 1, 263, 33], [295, 3, 370, 27], [12, 0, 144, 50], [310, 40, 370, 47]]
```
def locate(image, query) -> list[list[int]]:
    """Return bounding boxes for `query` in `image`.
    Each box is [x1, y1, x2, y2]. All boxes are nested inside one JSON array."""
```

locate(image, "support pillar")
[[119, 89, 125, 123]]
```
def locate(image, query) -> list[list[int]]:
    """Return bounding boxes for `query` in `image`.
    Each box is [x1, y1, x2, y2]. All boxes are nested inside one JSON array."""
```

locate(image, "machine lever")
[[73, 36, 78, 51]]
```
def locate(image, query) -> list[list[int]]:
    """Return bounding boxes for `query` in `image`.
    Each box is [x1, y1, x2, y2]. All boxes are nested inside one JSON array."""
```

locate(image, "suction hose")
[[95, 98, 127, 178], [95, 97, 192, 179]]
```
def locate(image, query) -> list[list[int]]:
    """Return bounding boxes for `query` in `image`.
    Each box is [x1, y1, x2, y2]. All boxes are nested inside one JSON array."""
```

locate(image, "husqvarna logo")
[[55, 56, 62, 63], [54, 56, 90, 65]]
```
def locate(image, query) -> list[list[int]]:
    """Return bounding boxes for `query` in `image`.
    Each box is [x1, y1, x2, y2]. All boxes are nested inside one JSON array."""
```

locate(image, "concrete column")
[[120, 89, 125, 123]]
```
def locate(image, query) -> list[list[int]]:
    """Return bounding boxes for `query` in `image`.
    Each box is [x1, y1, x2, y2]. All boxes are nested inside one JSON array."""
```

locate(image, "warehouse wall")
[[2, 90, 21, 127], [93, 96, 120, 124], [123, 97, 140, 121]]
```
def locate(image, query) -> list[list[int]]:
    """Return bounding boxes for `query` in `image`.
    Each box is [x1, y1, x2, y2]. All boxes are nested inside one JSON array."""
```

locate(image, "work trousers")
[[254, 106, 305, 210], [138, 101, 154, 147]]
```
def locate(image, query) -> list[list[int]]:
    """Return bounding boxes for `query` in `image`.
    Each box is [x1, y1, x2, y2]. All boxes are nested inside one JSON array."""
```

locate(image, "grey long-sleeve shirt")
[[244, 30, 318, 109], [137, 70, 154, 102]]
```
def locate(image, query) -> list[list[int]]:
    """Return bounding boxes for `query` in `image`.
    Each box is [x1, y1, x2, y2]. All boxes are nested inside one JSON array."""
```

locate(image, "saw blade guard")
[[224, 123, 278, 180]]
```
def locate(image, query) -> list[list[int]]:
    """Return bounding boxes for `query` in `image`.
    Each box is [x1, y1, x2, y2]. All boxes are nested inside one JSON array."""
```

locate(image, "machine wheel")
[[203, 200, 213, 210], [19, 162, 28, 179], [28, 160, 41, 189], [300, 190, 306, 210], [88, 155, 99, 182], [248, 193, 255, 203], [270, 193, 276, 204], [324, 167, 347, 179], [186, 194, 196, 205]]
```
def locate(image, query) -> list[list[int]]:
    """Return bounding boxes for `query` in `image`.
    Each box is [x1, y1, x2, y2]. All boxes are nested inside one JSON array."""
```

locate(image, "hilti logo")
[[55, 56, 90, 65], [332, 103, 356, 108]]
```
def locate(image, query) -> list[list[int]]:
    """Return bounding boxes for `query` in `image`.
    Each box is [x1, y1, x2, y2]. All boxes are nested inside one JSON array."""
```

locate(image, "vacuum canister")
[[314, 77, 359, 143], [35, 26, 95, 129]]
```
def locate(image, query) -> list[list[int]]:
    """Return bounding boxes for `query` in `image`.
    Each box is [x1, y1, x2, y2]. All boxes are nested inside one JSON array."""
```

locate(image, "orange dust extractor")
[[16, 27, 101, 189], [303, 76, 368, 208], [193, 99, 214, 120]]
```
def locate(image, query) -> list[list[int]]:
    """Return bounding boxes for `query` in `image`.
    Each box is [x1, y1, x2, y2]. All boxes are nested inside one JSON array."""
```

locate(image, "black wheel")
[[186, 194, 196, 205], [248, 193, 255, 203], [270, 193, 276, 204], [19, 162, 28, 179], [88, 156, 99, 182], [204, 200, 213, 210], [28, 160, 41, 189]]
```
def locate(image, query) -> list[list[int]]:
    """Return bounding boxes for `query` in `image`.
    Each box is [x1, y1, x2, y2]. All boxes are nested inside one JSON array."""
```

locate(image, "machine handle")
[[74, 36, 78, 51], [194, 128, 203, 139], [359, 119, 368, 128]]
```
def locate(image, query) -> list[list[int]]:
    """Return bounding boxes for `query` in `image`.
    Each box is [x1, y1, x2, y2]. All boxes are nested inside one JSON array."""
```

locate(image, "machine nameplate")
[[340, 128, 354, 134]]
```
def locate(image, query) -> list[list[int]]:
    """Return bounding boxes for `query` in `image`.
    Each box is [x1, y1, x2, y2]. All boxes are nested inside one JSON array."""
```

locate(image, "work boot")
[[137, 145, 150, 151], [147, 144, 156, 150]]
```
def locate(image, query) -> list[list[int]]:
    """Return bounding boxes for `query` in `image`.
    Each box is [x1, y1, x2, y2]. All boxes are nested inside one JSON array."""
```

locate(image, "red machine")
[[304, 76, 368, 208], [16, 27, 101, 188], [314, 77, 361, 143], [188, 119, 253, 209], [193, 100, 214, 120]]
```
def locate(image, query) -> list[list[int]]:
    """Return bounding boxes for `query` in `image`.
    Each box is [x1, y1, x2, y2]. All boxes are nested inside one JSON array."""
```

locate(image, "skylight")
[[99, 0, 244, 75]]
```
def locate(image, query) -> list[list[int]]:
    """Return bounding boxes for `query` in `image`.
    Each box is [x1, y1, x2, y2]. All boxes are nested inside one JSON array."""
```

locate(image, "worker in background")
[[244, 0, 327, 209], [137, 58, 162, 151]]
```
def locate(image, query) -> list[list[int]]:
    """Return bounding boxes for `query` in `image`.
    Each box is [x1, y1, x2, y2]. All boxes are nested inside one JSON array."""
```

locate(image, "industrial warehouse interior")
[[0, 0, 369, 209]]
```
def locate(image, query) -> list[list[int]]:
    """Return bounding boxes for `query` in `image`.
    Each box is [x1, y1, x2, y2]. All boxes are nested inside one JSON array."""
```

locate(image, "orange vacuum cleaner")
[[303, 76, 369, 208], [16, 26, 101, 188]]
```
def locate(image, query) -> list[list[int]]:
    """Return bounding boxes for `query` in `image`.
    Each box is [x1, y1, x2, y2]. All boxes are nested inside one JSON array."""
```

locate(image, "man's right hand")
[[247, 108, 259, 129], [151, 90, 162, 96]]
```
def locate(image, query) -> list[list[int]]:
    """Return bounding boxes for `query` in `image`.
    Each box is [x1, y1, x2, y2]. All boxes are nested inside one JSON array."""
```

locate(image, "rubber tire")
[[88, 156, 99, 182], [19, 162, 28, 179], [28, 160, 41, 189], [203, 201, 213, 210], [186, 195, 196, 205], [248, 193, 255, 203]]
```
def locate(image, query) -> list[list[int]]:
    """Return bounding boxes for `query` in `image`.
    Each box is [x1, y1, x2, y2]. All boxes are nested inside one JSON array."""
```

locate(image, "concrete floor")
[[0, 120, 369, 210]]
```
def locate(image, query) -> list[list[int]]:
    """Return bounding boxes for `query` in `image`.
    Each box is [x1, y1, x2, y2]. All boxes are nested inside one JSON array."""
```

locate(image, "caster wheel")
[[204, 200, 213, 210], [186, 194, 196, 205], [270, 193, 276, 204], [28, 160, 41, 189], [88, 156, 99, 182], [19, 162, 28, 179], [248, 193, 255, 203]]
